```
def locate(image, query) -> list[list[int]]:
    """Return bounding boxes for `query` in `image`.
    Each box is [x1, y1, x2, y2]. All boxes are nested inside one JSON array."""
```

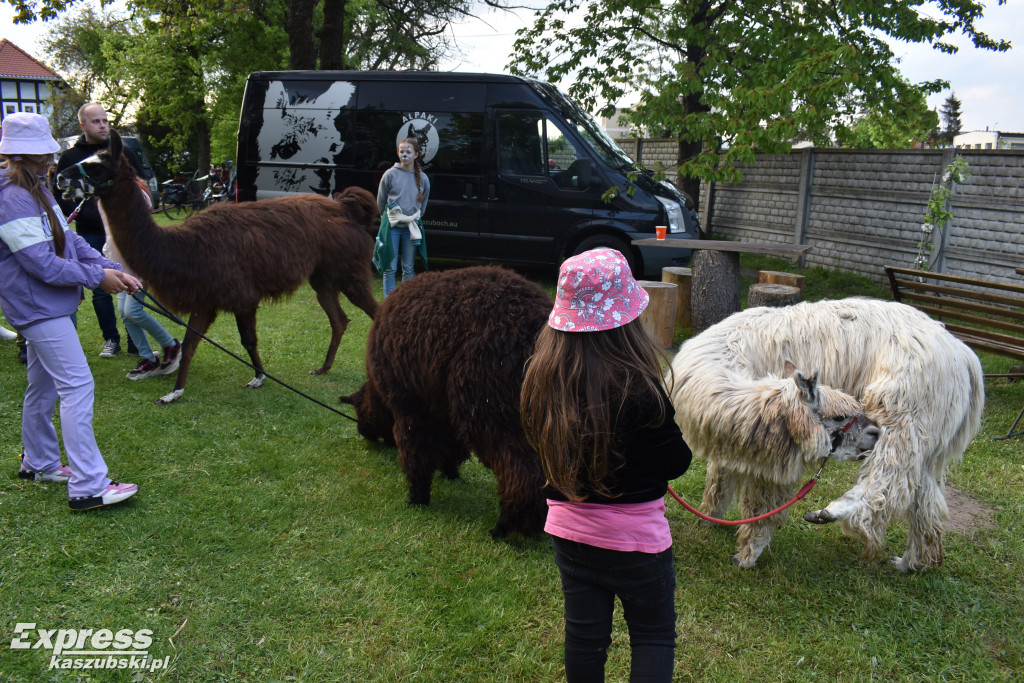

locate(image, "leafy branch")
[[914, 157, 969, 271]]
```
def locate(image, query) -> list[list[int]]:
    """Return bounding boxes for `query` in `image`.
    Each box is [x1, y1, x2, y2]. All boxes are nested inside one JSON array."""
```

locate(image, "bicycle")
[[160, 170, 204, 221], [195, 167, 230, 208]]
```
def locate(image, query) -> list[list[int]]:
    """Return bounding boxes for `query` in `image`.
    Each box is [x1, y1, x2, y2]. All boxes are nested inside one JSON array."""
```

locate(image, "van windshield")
[[565, 114, 635, 171], [526, 79, 635, 171]]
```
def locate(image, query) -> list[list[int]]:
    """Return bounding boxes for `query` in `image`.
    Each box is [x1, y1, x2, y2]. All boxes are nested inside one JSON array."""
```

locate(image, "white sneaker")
[[0, 325, 16, 341], [69, 482, 138, 511]]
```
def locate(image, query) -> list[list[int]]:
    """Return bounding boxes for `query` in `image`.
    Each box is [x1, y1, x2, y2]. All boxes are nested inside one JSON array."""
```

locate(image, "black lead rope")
[[131, 288, 360, 423]]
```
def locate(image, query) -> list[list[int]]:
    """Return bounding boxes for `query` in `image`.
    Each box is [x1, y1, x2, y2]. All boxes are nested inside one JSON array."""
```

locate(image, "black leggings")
[[552, 537, 677, 682]]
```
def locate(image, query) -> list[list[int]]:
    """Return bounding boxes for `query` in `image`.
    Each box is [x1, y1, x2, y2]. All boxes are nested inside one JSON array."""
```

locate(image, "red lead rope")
[[667, 415, 857, 525], [667, 477, 819, 526]]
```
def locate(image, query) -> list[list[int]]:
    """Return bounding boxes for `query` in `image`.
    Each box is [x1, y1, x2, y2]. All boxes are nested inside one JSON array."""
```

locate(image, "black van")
[[235, 71, 698, 276]]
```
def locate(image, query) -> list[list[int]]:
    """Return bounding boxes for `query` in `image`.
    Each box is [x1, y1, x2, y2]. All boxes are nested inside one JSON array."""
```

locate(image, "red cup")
[[655, 225, 667, 240]]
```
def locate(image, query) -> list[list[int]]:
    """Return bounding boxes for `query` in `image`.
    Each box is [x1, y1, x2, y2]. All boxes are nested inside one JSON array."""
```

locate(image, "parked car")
[[57, 134, 160, 208], [234, 70, 699, 276]]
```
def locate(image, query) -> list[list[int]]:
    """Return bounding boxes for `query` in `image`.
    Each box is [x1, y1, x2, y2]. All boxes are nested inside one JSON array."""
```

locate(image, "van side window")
[[498, 113, 545, 176]]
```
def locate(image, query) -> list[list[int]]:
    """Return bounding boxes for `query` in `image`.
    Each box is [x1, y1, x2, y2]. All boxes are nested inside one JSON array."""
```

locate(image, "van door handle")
[[463, 182, 477, 199]]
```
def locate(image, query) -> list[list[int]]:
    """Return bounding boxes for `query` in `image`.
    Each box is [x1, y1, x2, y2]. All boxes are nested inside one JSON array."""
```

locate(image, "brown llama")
[[56, 130, 379, 404]]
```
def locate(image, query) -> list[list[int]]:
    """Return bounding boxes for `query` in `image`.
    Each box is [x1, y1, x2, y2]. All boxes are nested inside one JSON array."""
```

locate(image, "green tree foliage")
[[510, 0, 1009, 205], [9, 0, 514, 178], [938, 93, 964, 145], [838, 86, 938, 149], [28, 0, 288, 176], [39, 4, 143, 133]]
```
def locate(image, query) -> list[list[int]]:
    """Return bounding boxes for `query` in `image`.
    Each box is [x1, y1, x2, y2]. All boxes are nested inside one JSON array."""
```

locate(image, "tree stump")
[[637, 281, 678, 349], [748, 283, 802, 308], [661, 266, 693, 329], [758, 270, 805, 294], [691, 250, 741, 334]]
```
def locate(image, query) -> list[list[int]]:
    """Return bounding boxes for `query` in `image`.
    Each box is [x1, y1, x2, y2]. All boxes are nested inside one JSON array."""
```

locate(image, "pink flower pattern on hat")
[[548, 248, 649, 332]]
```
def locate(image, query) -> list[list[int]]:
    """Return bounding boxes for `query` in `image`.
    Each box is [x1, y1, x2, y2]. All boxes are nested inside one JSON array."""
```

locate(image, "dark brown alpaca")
[[57, 130, 379, 404], [340, 266, 552, 538]]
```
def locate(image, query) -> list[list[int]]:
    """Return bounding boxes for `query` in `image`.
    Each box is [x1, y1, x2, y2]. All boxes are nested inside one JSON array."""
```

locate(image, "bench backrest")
[[885, 265, 1024, 361]]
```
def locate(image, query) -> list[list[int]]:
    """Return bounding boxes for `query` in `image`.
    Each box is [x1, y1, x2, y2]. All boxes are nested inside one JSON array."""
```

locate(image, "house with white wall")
[[954, 129, 1024, 150], [0, 39, 63, 123]]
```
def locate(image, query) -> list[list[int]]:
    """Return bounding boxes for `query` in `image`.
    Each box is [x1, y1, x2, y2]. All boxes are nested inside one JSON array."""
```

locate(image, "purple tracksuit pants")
[[19, 316, 112, 498]]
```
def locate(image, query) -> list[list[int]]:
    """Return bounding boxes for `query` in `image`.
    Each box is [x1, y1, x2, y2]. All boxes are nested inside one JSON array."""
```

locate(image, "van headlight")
[[148, 178, 158, 194], [655, 196, 685, 233]]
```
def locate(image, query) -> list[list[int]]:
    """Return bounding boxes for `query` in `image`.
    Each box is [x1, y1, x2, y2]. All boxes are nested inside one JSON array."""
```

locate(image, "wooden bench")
[[885, 265, 1024, 361], [885, 265, 1024, 438]]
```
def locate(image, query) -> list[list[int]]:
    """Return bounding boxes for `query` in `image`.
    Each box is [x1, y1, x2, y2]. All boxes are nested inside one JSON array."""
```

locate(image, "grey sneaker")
[[99, 339, 121, 358]]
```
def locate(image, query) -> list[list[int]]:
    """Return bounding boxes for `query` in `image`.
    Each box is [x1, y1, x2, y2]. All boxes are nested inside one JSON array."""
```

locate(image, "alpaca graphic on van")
[[399, 114, 439, 164], [254, 80, 355, 196]]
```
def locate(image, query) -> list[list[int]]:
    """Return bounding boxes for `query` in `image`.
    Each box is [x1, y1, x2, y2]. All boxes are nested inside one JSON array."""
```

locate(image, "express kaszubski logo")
[[10, 623, 170, 672]]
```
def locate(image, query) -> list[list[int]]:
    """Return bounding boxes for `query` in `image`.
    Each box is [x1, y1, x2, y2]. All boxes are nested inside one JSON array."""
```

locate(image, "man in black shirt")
[[55, 102, 142, 358]]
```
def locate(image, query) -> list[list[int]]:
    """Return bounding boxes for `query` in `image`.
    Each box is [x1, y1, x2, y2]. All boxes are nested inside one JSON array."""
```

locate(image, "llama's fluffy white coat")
[[669, 297, 984, 571]]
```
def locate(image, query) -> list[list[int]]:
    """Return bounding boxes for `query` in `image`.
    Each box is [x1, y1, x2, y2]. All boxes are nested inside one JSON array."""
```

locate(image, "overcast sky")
[[4, 1, 1021, 133]]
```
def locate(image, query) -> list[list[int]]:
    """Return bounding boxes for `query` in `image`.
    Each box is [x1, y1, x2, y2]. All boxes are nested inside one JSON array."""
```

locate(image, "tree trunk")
[[758, 270, 805, 294], [676, 135, 703, 213], [287, 0, 317, 70], [676, 38, 708, 211], [690, 250, 740, 334], [637, 281, 678, 349], [661, 266, 693, 330], [185, 44, 211, 179], [319, 0, 347, 69], [748, 283, 801, 308]]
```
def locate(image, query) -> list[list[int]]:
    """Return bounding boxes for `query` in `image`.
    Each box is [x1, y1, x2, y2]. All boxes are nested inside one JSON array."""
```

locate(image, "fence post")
[[931, 147, 957, 274], [792, 148, 815, 268]]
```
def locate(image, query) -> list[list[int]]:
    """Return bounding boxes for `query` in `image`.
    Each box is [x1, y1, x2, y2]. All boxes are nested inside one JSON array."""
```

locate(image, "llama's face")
[[56, 131, 122, 201], [821, 413, 881, 462], [339, 381, 396, 445], [792, 369, 880, 463]]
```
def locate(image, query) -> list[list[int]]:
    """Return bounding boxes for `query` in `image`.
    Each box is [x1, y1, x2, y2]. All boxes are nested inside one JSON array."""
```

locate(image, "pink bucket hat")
[[548, 248, 649, 332], [0, 112, 59, 155]]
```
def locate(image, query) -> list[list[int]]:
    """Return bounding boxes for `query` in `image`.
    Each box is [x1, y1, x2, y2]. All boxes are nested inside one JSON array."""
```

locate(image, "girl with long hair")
[[375, 136, 430, 297], [521, 248, 692, 682], [0, 112, 141, 510]]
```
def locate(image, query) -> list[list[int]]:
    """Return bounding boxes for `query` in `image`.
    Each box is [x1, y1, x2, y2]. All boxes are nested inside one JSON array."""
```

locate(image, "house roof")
[[0, 39, 62, 81]]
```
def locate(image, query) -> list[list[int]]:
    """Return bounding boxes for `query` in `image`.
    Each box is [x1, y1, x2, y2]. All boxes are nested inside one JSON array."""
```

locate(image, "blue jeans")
[[117, 291, 176, 362], [383, 226, 415, 297], [552, 537, 677, 682], [79, 232, 120, 344]]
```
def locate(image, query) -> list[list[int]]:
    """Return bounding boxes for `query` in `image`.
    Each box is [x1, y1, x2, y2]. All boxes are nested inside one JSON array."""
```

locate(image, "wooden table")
[[631, 238, 813, 332]]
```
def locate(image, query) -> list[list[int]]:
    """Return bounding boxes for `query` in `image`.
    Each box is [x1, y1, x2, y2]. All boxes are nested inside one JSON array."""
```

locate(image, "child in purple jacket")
[[0, 112, 141, 511]]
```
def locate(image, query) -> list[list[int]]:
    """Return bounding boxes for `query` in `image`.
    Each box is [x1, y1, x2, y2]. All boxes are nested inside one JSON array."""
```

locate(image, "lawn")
[[1, 255, 1022, 682]]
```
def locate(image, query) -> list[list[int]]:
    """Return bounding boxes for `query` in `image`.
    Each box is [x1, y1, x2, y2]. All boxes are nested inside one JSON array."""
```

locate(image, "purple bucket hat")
[[0, 112, 59, 155], [548, 248, 649, 332]]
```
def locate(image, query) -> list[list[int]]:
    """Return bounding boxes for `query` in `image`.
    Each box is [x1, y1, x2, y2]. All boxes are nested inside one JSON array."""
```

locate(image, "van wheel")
[[572, 235, 639, 274]]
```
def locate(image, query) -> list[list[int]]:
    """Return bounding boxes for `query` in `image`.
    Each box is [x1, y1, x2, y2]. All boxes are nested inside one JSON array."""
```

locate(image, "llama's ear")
[[109, 129, 123, 166], [783, 359, 797, 376], [794, 369, 819, 406]]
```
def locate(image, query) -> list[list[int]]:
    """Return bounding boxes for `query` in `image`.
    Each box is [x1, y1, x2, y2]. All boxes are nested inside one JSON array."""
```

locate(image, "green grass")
[[1, 257, 1022, 682]]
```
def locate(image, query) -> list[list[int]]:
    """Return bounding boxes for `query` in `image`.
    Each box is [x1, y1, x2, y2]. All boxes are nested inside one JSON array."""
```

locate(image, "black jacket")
[[54, 137, 142, 236], [543, 385, 693, 505]]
